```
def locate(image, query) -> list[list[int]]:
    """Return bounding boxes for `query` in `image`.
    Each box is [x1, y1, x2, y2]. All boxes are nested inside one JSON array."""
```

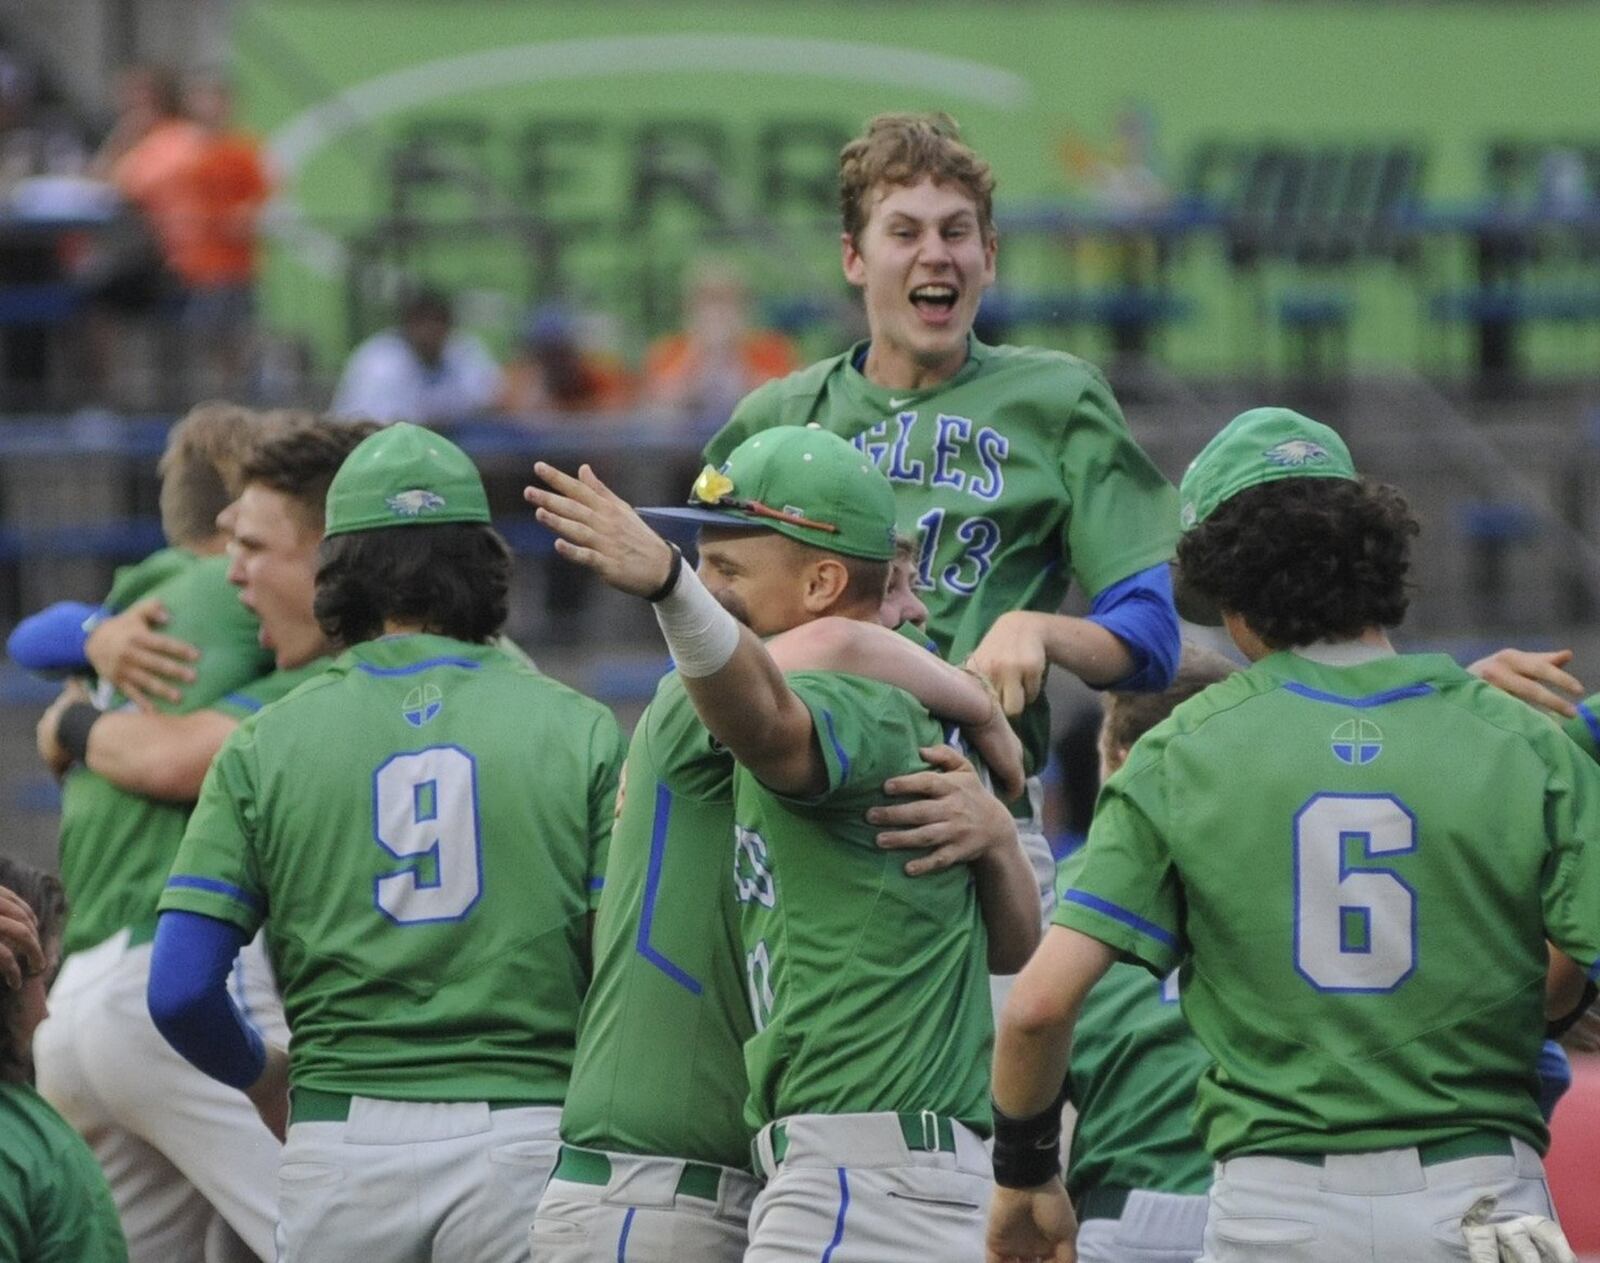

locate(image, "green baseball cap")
[[640, 425, 897, 561], [324, 423, 492, 537], [1173, 407, 1359, 624]]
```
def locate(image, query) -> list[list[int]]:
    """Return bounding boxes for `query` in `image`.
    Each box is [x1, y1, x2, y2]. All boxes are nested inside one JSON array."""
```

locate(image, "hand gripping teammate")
[[29, 406, 300, 1263], [528, 521, 1025, 1259], [529, 426, 1041, 1262], [986, 408, 1598, 1263], [704, 112, 1182, 923], [148, 424, 625, 1263]]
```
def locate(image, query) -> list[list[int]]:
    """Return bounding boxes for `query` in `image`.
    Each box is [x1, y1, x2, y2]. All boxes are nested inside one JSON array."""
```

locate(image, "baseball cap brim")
[[1170, 560, 1223, 627], [638, 506, 763, 532]]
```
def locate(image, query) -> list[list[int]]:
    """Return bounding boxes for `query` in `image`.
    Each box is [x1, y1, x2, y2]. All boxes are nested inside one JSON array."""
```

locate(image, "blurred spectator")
[[331, 287, 502, 424], [175, 74, 272, 398], [0, 51, 88, 190], [641, 259, 799, 418], [1058, 102, 1168, 214], [80, 65, 202, 404], [497, 304, 633, 418]]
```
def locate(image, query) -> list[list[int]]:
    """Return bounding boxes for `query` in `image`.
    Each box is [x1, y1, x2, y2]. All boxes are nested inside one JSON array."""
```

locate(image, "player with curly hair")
[[987, 407, 1598, 1263]]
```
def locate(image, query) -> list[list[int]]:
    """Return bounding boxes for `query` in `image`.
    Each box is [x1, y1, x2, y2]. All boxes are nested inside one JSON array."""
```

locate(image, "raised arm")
[[525, 461, 830, 796]]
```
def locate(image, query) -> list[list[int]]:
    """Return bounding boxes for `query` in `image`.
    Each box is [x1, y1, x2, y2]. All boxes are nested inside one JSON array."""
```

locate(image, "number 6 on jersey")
[[372, 746, 483, 924], [1293, 793, 1417, 993]]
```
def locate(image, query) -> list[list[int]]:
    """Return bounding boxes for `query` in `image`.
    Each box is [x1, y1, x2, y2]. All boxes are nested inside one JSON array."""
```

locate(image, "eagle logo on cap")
[[1263, 439, 1330, 468], [386, 489, 446, 517], [691, 467, 735, 505]]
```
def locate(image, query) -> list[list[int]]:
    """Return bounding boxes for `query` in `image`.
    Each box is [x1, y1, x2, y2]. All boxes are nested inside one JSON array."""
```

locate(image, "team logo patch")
[[1263, 439, 1331, 468], [402, 682, 443, 728], [386, 489, 446, 518], [1331, 717, 1382, 765]]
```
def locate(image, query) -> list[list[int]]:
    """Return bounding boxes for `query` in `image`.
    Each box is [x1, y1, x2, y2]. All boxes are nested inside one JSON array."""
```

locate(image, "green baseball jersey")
[[0, 1081, 127, 1263], [102, 546, 192, 611], [734, 670, 992, 1133], [562, 669, 754, 1169], [1056, 846, 1211, 1200], [707, 337, 1180, 770], [159, 633, 625, 1103], [1562, 696, 1600, 761], [1057, 650, 1600, 1160], [58, 554, 271, 955]]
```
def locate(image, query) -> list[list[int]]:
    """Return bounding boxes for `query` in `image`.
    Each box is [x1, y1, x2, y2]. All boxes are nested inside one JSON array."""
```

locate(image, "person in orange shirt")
[[175, 75, 272, 395], [642, 259, 800, 419]]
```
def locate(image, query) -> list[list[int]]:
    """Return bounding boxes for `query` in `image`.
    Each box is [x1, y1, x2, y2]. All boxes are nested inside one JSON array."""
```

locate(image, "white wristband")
[[652, 563, 742, 678]]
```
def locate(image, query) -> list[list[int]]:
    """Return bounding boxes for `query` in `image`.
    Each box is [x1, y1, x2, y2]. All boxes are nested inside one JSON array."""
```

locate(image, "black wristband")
[[1548, 979, 1598, 1040], [57, 702, 103, 764], [991, 1091, 1065, 1189], [644, 543, 684, 604]]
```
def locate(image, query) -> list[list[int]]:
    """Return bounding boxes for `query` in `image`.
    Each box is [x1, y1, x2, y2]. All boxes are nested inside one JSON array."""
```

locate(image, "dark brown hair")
[[314, 522, 511, 647], [239, 419, 381, 529], [1175, 477, 1418, 650], [0, 858, 64, 1085]]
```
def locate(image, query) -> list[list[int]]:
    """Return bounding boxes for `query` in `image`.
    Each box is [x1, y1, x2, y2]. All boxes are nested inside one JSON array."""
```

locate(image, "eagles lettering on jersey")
[[706, 337, 1180, 770]]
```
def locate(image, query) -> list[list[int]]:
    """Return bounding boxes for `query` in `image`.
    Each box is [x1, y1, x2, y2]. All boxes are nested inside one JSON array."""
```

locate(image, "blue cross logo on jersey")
[[402, 683, 444, 728], [1331, 717, 1383, 765]]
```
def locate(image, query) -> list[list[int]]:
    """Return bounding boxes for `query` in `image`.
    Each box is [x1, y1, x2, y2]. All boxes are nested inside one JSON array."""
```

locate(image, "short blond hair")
[[839, 112, 997, 247], [158, 404, 316, 546]]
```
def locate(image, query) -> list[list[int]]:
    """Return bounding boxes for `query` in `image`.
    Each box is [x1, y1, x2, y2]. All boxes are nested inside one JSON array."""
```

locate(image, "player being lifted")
[[528, 426, 1041, 1263], [986, 407, 1598, 1263], [149, 425, 625, 1263], [705, 112, 1182, 917]]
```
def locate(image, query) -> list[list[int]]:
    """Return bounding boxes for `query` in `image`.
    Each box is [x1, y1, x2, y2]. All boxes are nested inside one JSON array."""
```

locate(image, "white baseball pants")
[[528, 1147, 758, 1262], [34, 929, 284, 1263], [1076, 1189, 1209, 1263], [1198, 1136, 1559, 1262]]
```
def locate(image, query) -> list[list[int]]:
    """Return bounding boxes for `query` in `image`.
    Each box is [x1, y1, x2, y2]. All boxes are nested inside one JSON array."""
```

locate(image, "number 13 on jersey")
[[1293, 793, 1417, 993]]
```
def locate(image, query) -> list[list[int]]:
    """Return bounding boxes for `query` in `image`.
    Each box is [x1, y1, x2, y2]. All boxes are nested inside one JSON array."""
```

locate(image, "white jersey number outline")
[[372, 746, 483, 925], [746, 940, 776, 1032], [1292, 792, 1417, 993]]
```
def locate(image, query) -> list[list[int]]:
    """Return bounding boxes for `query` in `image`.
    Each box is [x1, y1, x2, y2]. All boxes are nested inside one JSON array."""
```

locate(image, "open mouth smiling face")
[[844, 176, 997, 388]]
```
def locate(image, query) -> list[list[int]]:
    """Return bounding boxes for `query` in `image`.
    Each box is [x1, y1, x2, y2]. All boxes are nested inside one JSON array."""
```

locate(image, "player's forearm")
[[768, 618, 990, 724], [86, 710, 235, 801], [1036, 613, 1136, 688], [993, 927, 1115, 1115], [973, 828, 1043, 974], [147, 911, 265, 1090], [679, 624, 825, 797]]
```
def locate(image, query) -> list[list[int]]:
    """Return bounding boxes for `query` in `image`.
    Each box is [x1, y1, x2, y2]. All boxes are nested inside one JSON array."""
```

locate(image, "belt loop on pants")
[[1273, 1131, 1514, 1170], [755, 1111, 963, 1177], [552, 1145, 741, 1206]]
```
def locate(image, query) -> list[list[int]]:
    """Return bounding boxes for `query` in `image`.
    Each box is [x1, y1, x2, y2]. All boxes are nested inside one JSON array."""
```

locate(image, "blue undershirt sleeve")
[[5, 602, 103, 675], [147, 910, 267, 1091], [1086, 562, 1181, 693]]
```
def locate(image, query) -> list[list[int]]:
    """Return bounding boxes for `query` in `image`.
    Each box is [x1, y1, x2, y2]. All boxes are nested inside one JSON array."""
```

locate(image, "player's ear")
[[801, 555, 851, 614], [981, 229, 998, 286], [841, 232, 867, 288]]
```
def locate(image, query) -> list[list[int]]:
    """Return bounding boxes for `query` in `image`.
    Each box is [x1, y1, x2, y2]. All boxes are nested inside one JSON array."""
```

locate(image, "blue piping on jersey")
[[820, 1168, 850, 1263], [165, 874, 265, 913], [1577, 702, 1600, 750], [588, 876, 605, 892], [820, 709, 851, 782], [222, 692, 264, 713], [635, 784, 703, 995], [616, 1206, 635, 1262], [1587, 957, 1600, 984], [354, 657, 483, 678], [1060, 888, 1178, 949], [1281, 681, 1435, 709]]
